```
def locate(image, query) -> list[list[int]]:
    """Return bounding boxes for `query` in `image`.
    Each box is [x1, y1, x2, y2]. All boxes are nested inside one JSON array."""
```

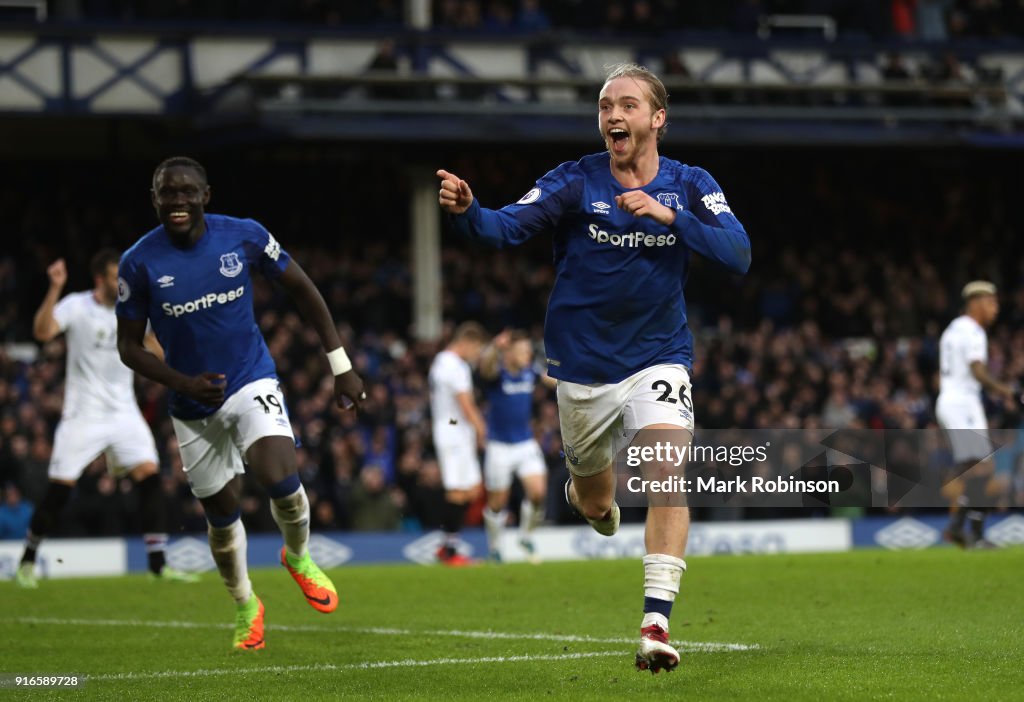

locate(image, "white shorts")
[[936, 393, 993, 464], [435, 440, 482, 491], [49, 410, 159, 482], [484, 439, 546, 491], [557, 364, 694, 478], [172, 378, 294, 499]]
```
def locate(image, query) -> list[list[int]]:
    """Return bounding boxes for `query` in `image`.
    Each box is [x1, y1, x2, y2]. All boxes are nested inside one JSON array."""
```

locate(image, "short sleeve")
[[964, 328, 987, 364], [447, 358, 473, 395], [116, 253, 149, 321], [51, 295, 76, 332], [243, 219, 292, 279]]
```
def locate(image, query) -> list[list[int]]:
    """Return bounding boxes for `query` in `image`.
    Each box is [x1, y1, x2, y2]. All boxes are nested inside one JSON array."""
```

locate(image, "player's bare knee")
[[643, 460, 684, 483], [487, 490, 509, 511], [246, 436, 298, 481]]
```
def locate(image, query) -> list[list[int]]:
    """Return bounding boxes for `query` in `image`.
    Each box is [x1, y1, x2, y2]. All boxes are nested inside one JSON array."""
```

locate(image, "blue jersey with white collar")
[[485, 366, 536, 443], [451, 152, 750, 384], [116, 214, 291, 419]]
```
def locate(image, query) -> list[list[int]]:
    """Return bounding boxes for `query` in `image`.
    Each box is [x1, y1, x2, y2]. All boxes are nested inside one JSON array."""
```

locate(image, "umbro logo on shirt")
[[591, 201, 611, 214], [157, 275, 175, 288]]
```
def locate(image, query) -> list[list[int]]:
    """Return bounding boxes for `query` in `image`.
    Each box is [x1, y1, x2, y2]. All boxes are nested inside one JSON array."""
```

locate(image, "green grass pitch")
[[1, 547, 1021, 701]]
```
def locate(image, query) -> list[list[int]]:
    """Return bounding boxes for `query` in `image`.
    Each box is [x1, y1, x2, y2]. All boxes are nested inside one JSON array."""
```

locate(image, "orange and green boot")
[[233, 595, 265, 651], [280, 547, 338, 613]]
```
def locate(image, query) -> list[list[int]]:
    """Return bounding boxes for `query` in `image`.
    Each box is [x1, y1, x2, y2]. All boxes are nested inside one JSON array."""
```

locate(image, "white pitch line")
[[87, 652, 625, 682], [6, 617, 759, 653]]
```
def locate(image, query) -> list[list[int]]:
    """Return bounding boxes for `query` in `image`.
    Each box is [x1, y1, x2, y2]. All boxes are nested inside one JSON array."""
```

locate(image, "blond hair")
[[603, 63, 668, 141]]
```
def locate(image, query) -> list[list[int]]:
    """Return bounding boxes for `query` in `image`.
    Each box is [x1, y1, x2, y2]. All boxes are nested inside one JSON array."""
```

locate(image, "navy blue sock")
[[207, 509, 241, 529], [643, 596, 673, 620], [267, 473, 301, 499]]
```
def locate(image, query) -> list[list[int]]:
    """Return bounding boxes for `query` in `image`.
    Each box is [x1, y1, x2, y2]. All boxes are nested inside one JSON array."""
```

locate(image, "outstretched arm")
[[33, 259, 67, 342], [437, 167, 574, 249], [276, 259, 365, 411]]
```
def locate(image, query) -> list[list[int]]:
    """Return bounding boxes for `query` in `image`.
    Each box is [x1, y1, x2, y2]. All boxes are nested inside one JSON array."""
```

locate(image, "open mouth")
[[167, 210, 190, 227], [609, 128, 630, 153]]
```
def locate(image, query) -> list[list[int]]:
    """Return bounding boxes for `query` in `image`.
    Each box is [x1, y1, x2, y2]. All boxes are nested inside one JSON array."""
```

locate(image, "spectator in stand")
[[917, 0, 952, 40], [349, 465, 405, 531], [516, 0, 551, 31], [0, 482, 33, 540]]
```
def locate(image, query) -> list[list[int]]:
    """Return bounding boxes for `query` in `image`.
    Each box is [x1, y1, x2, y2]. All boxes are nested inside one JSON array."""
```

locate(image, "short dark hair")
[[152, 156, 207, 188], [453, 321, 489, 344], [90, 248, 121, 277]]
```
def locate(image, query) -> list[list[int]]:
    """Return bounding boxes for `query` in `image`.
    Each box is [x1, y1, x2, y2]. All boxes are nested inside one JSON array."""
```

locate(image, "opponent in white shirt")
[[429, 321, 488, 565], [936, 280, 1016, 548], [16, 251, 196, 588]]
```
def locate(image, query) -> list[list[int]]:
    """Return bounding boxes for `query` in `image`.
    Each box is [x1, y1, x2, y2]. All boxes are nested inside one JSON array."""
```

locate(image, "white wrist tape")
[[326, 347, 352, 375]]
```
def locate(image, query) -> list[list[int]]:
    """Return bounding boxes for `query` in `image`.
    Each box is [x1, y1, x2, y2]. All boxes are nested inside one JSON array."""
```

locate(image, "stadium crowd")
[[0, 150, 1022, 537], [10, 0, 1024, 40]]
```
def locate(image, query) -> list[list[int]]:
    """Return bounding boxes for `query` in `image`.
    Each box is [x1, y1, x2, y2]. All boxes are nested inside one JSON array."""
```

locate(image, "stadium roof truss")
[[2, 27, 1024, 145]]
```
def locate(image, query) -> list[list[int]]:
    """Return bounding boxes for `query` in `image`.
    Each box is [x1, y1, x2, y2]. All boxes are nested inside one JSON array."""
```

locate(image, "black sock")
[[136, 473, 169, 575], [440, 500, 467, 554], [21, 482, 74, 564], [967, 508, 988, 539], [22, 531, 42, 565], [948, 495, 968, 532], [147, 546, 167, 575]]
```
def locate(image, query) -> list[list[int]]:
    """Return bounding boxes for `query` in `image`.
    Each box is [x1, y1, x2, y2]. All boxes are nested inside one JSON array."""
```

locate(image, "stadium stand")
[[1, 144, 1022, 535]]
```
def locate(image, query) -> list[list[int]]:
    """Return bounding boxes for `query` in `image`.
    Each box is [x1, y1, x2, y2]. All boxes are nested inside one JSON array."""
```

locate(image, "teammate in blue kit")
[[438, 64, 750, 672], [479, 330, 555, 563], [116, 157, 365, 650]]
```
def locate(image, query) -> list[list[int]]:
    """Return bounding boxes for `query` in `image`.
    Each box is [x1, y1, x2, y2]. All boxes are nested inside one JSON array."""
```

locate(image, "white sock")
[[519, 500, 543, 538], [483, 508, 507, 553], [271, 485, 310, 560], [207, 519, 252, 604], [643, 554, 686, 631], [643, 553, 686, 600], [642, 612, 670, 630]]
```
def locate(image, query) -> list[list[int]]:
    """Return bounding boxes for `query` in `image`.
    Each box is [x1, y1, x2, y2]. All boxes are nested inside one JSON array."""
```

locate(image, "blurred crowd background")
[[1, 143, 1023, 539], [13, 0, 1024, 41]]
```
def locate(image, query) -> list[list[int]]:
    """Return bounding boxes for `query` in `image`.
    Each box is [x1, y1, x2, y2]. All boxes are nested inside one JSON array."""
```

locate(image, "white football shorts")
[[435, 439, 482, 491], [172, 377, 294, 499], [49, 409, 158, 482], [484, 439, 546, 492], [936, 393, 993, 464], [557, 363, 695, 478]]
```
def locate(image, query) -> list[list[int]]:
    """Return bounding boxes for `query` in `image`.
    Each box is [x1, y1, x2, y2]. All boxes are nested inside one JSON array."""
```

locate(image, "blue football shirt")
[[450, 152, 751, 384], [485, 366, 536, 443], [116, 214, 291, 419]]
